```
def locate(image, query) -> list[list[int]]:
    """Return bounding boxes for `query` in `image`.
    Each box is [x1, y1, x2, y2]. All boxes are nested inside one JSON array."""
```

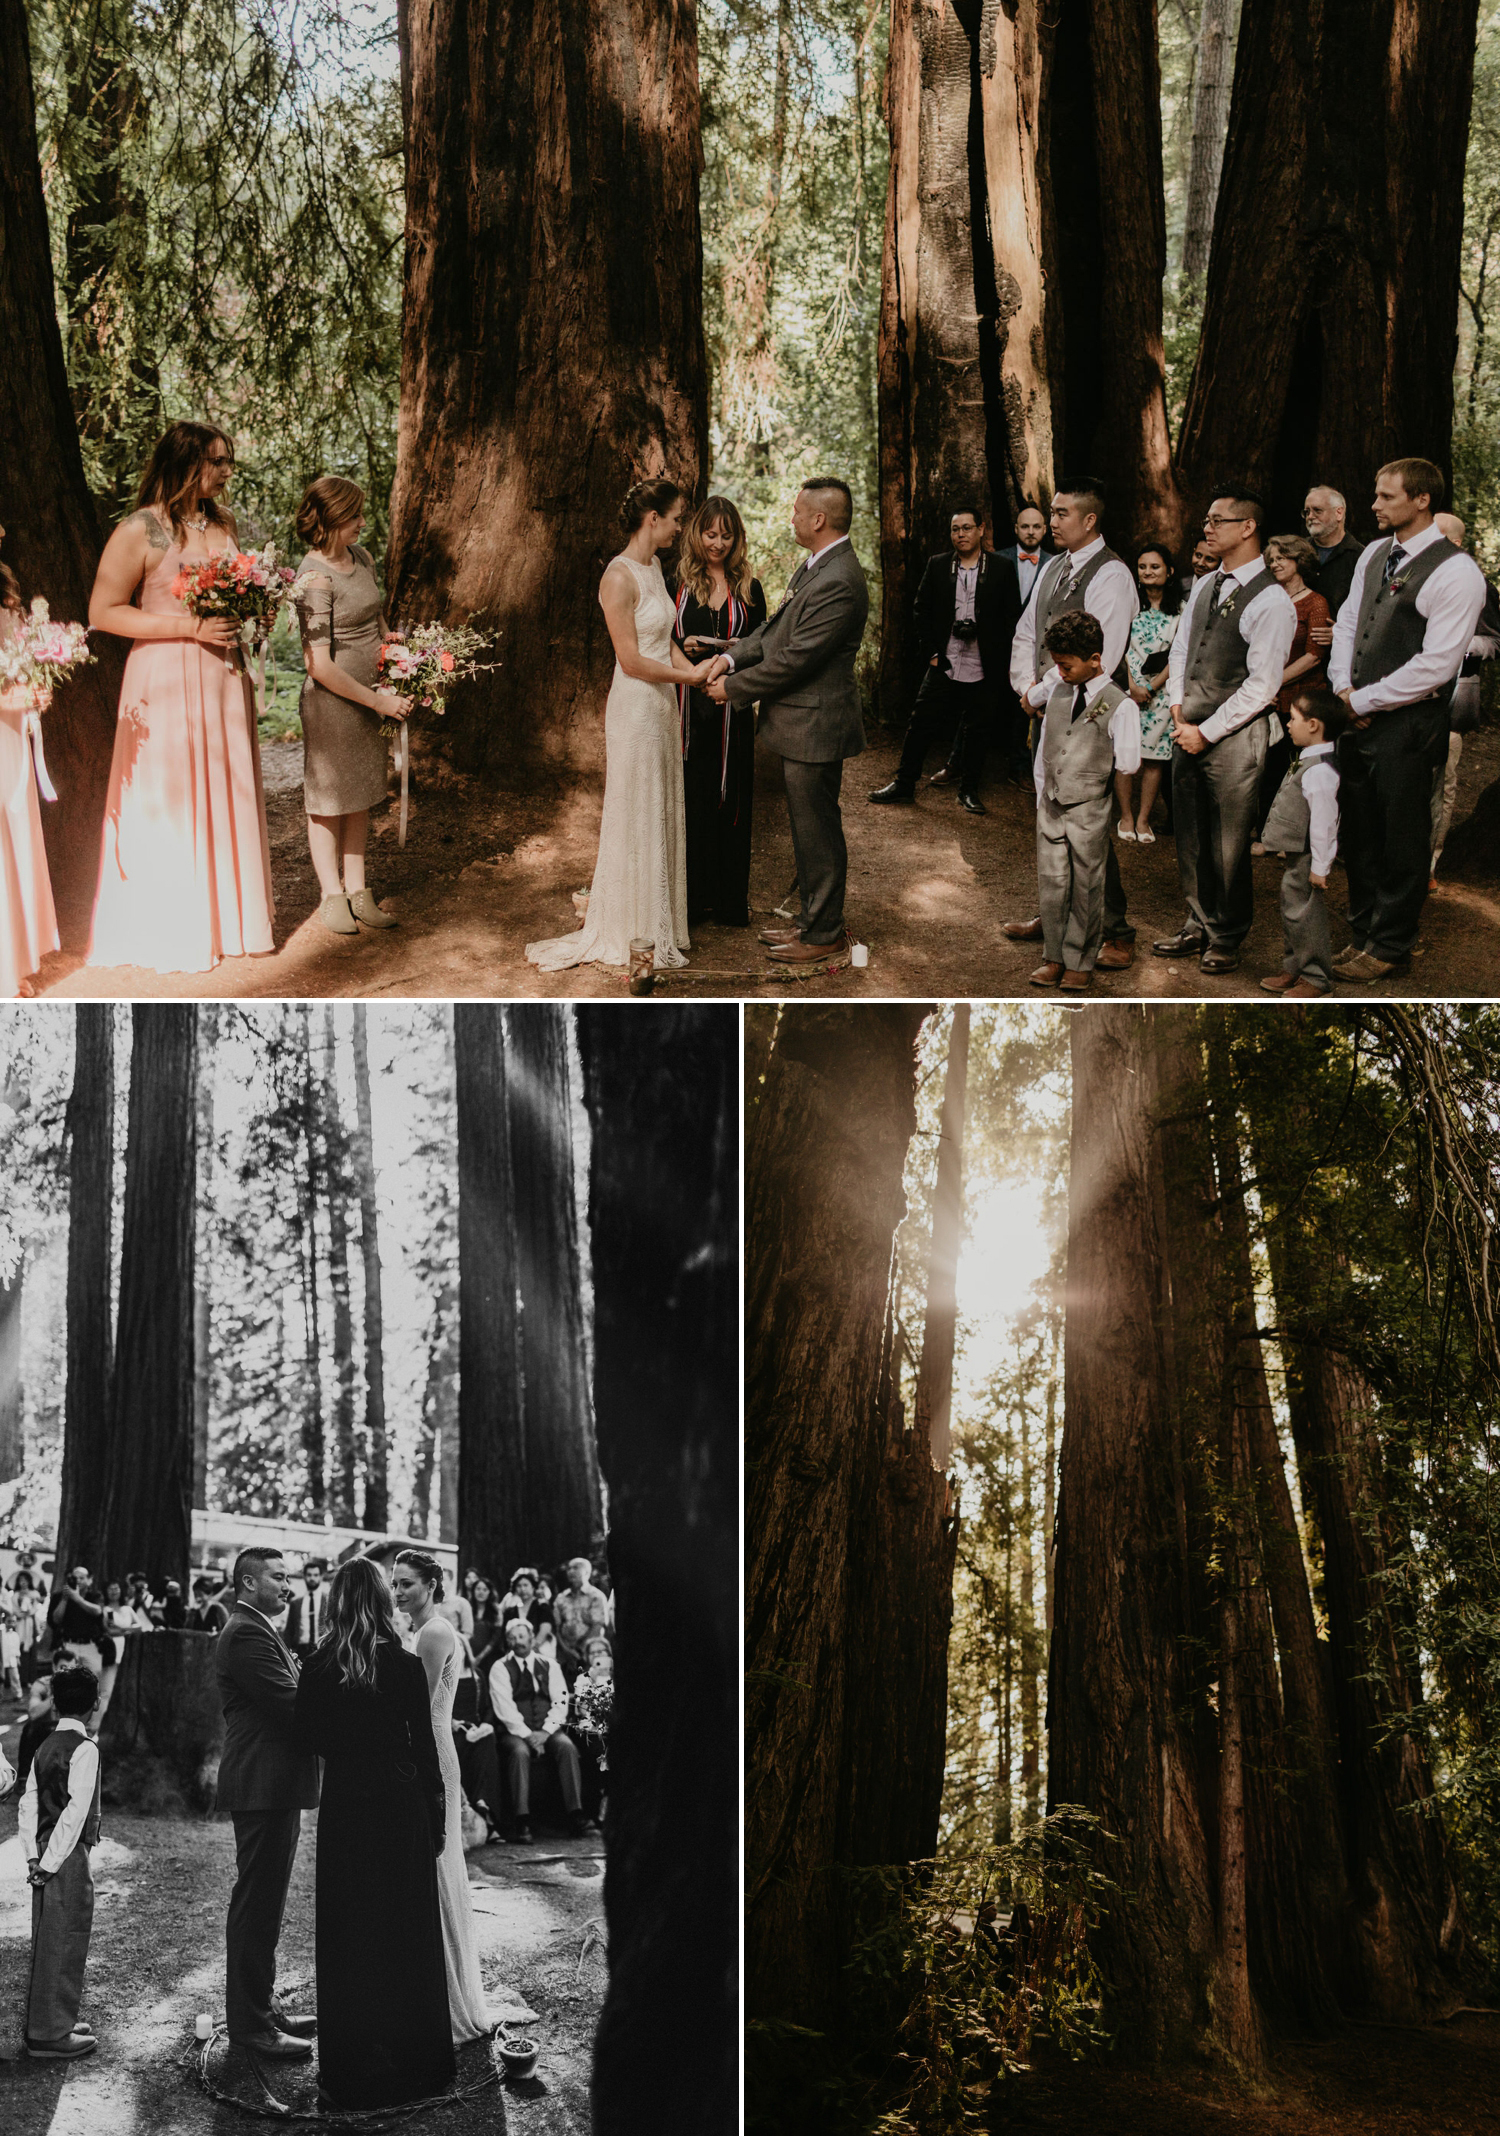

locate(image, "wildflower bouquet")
[[376, 620, 498, 728], [0, 598, 95, 800], [172, 544, 296, 646]]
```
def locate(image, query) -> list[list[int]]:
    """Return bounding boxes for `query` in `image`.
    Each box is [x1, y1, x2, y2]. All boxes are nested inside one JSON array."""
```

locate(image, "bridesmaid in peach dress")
[[87, 421, 275, 974], [0, 558, 60, 997]]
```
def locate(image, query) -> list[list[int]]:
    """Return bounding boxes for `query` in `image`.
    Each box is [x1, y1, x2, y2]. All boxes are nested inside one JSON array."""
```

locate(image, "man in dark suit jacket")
[[870, 502, 1023, 814], [706, 477, 869, 964], [1303, 485, 1366, 630], [216, 1547, 321, 2057], [283, 1561, 326, 1657]]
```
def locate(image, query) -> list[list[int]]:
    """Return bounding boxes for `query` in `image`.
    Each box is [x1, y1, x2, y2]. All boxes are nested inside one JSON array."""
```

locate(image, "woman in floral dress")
[[1117, 545, 1182, 844]]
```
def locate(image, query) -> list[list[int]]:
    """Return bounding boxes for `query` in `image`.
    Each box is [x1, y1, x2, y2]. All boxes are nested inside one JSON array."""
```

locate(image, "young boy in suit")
[[15, 1671, 56, 1791], [19, 1664, 101, 2059], [1029, 610, 1142, 993], [1257, 686, 1349, 997]]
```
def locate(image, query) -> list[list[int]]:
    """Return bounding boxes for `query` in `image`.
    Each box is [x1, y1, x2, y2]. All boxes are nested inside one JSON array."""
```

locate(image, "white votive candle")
[[195, 2013, 213, 2040], [850, 941, 869, 968]]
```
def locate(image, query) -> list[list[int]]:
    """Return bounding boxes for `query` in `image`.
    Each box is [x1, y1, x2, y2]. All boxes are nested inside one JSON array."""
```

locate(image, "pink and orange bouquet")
[[376, 621, 498, 730], [0, 597, 96, 709], [172, 543, 295, 646]]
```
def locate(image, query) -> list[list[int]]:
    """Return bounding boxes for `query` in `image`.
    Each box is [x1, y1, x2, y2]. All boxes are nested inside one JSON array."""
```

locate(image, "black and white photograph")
[[0, 1002, 737, 2132]]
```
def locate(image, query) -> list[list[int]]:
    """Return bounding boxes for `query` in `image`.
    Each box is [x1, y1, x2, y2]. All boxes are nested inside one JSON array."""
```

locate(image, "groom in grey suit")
[[706, 477, 869, 962]]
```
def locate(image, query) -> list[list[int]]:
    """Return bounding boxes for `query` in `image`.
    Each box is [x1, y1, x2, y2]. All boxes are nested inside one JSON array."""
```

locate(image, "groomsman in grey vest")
[[1154, 492, 1296, 974], [1327, 457, 1486, 981], [708, 478, 869, 964], [1004, 482, 1140, 968]]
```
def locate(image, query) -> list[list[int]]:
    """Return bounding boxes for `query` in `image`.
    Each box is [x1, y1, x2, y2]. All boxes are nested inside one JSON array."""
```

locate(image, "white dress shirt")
[[18, 1718, 100, 1876], [1296, 743, 1341, 879], [1015, 549, 1044, 602], [946, 563, 984, 682], [1033, 674, 1143, 799], [489, 1651, 569, 1739], [1166, 558, 1297, 742], [1010, 538, 1138, 707], [1327, 518, 1487, 715]]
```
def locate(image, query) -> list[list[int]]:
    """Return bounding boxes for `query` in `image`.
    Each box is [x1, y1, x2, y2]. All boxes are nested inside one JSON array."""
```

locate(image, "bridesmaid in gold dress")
[[290, 477, 408, 935], [87, 422, 276, 974]]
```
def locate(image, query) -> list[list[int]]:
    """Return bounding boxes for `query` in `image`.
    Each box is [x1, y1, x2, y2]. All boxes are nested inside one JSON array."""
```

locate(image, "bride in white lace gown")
[[526, 479, 722, 973], [393, 1554, 520, 2045]]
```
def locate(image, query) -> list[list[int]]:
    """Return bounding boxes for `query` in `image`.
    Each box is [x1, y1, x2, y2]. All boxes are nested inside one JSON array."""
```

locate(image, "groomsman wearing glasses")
[[1327, 457, 1485, 983], [1154, 492, 1297, 976]]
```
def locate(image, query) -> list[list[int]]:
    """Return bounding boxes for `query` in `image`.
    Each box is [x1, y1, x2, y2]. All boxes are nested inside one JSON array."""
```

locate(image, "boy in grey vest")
[[19, 1664, 101, 2059], [1029, 611, 1141, 992], [1258, 688, 1350, 996]]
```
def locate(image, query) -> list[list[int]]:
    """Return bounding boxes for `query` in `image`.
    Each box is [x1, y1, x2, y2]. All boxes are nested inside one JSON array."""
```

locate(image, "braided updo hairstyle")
[[393, 1547, 446, 1602], [620, 477, 684, 535]]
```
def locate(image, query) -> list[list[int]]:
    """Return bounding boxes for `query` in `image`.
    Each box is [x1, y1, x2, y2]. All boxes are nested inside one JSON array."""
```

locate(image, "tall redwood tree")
[[387, 0, 709, 780], [56, 1004, 114, 1577], [453, 1004, 525, 1584]]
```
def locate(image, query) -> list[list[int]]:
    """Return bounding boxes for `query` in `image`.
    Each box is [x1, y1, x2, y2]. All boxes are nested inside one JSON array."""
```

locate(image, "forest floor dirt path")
[[31, 724, 1500, 1001], [0, 1705, 603, 2133], [998, 2016, 1500, 2134]]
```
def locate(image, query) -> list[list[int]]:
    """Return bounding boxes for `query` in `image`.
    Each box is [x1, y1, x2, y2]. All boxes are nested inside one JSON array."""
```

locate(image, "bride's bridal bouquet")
[[0, 598, 97, 799], [172, 543, 296, 648], [375, 620, 498, 730]]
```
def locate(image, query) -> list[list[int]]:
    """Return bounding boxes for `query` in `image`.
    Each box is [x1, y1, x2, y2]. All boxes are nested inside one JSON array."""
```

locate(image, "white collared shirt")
[[1011, 537, 1138, 707], [1294, 741, 1340, 878], [1166, 557, 1297, 741], [1033, 674, 1142, 801], [1016, 549, 1043, 601], [1327, 519, 1487, 715], [18, 1717, 100, 1876], [488, 1651, 570, 1740]]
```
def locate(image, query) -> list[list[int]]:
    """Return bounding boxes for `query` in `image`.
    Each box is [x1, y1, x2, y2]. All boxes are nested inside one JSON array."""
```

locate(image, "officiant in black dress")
[[672, 497, 767, 927], [294, 1557, 453, 2111]]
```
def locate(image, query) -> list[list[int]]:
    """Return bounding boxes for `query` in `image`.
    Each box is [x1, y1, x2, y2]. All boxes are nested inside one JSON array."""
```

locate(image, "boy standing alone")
[[1258, 687, 1348, 997], [19, 1664, 102, 2060]]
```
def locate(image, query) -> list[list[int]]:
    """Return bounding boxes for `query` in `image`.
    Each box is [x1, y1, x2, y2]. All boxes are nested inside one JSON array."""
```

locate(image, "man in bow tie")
[[215, 1548, 321, 2059], [706, 478, 869, 965], [490, 1618, 591, 1842]]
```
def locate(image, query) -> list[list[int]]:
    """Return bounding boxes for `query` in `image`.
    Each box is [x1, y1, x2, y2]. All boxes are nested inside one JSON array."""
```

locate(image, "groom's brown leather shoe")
[[758, 925, 801, 945], [766, 934, 848, 965], [236, 2029, 313, 2060], [1004, 916, 1044, 941]]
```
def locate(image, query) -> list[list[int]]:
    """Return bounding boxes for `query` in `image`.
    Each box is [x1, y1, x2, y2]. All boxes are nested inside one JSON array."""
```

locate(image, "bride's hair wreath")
[[393, 1547, 446, 1602], [620, 476, 684, 534]]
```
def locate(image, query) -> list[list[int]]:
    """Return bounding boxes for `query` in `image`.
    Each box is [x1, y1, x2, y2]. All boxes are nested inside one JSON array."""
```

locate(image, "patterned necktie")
[[1207, 570, 1228, 618], [1383, 542, 1407, 587], [1070, 684, 1087, 724]]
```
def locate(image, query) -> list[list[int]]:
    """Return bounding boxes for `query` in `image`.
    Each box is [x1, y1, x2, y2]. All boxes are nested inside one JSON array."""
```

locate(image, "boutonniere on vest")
[[1385, 576, 1410, 596], [1216, 591, 1242, 622]]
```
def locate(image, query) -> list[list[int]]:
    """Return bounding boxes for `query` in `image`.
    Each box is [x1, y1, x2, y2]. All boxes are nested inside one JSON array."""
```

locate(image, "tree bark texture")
[[98, 1629, 224, 1812], [1045, 0, 1182, 545], [575, 1006, 738, 2136], [454, 1006, 527, 1589], [99, 1007, 197, 1590], [878, 0, 1053, 701], [0, 1262, 21, 1484], [745, 1004, 957, 2030], [191, 1006, 217, 1513], [297, 1006, 326, 1520], [57, 1004, 114, 1578], [504, 1007, 603, 1565], [387, 0, 708, 782], [320, 1014, 358, 1529], [1176, 0, 1480, 531], [350, 1007, 389, 1534], [0, 0, 122, 939], [916, 1003, 969, 1470], [1180, 0, 1236, 291]]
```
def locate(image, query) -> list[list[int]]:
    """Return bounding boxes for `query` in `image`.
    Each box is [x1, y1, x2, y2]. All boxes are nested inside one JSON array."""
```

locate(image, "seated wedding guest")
[[1027, 611, 1141, 995], [0, 551, 60, 999], [552, 1557, 610, 1686], [1258, 686, 1349, 998], [1303, 485, 1366, 623], [672, 496, 765, 925], [569, 1634, 615, 1822], [295, 1557, 452, 2109], [1252, 534, 1330, 850], [15, 1673, 56, 1791], [1430, 512, 1500, 884], [1118, 545, 1181, 844], [868, 503, 1013, 814], [87, 422, 275, 976], [468, 1577, 507, 1704], [1328, 458, 1486, 982], [19, 1665, 102, 2061], [489, 1619, 593, 1842], [291, 478, 409, 937], [284, 1559, 327, 1658]]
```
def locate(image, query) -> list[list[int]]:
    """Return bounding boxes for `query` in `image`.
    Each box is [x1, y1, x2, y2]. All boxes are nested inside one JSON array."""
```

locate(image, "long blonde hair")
[[679, 496, 754, 607], [321, 1556, 397, 1690]]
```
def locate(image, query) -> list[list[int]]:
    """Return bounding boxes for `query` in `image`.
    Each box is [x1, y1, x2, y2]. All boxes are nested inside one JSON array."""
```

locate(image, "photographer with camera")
[[869, 503, 1015, 815]]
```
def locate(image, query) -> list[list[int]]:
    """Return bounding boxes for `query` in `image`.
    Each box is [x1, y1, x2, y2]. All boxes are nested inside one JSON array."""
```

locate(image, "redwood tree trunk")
[[57, 1004, 114, 1576], [100, 1007, 197, 1590], [1176, 0, 1480, 530], [878, 0, 1053, 702], [453, 1006, 526, 1587], [916, 1003, 969, 1470], [745, 1004, 941, 2028], [0, 0, 122, 938], [1180, 0, 1236, 291], [505, 1007, 603, 1562], [351, 1007, 389, 1533], [0, 1262, 22, 1484], [192, 1004, 217, 1513], [321, 1012, 358, 1528], [575, 1006, 737, 2136], [387, 0, 708, 781]]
